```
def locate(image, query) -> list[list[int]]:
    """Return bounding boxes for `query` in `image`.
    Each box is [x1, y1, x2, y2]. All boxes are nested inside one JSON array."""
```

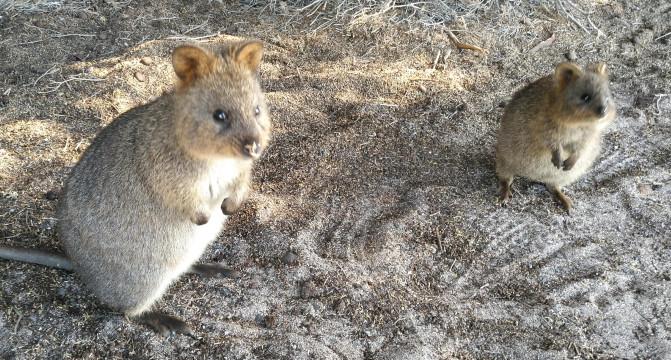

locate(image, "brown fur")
[[495, 62, 616, 212], [51, 39, 271, 333]]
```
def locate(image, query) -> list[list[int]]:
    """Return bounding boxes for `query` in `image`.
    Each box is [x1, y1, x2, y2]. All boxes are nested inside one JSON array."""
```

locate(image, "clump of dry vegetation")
[[0, 0, 88, 12]]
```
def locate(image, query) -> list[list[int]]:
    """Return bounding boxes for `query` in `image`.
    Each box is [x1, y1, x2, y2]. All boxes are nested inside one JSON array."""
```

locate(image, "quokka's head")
[[171, 40, 271, 161], [554, 62, 615, 124]]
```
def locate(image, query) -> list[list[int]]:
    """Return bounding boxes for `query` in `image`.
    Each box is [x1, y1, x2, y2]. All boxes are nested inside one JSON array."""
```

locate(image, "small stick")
[[529, 33, 556, 53], [564, 0, 592, 15], [446, 31, 486, 53], [23, 23, 95, 38], [296, 0, 323, 12], [165, 32, 221, 42], [50, 33, 96, 38], [32, 64, 59, 86], [14, 312, 23, 333], [183, 21, 208, 35], [653, 32, 671, 41], [432, 49, 441, 69], [587, 16, 605, 38], [16, 39, 45, 45], [39, 75, 104, 94], [148, 16, 178, 21], [557, 0, 590, 34], [654, 94, 669, 115]]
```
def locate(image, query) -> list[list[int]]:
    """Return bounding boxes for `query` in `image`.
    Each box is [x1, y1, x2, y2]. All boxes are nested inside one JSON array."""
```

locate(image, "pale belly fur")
[[165, 158, 242, 279]]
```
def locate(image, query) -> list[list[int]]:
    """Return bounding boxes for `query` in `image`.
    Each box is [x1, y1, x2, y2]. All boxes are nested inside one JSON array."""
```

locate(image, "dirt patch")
[[1, 0, 670, 359]]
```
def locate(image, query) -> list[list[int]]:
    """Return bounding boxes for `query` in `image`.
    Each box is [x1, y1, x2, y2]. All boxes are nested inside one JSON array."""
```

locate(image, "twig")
[[557, 0, 590, 34], [38, 75, 105, 94], [23, 23, 95, 39], [165, 32, 221, 42], [149, 16, 178, 21], [296, 0, 324, 13], [50, 33, 96, 38], [16, 39, 45, 45], [14, 312, 23, 333], [529, 33, 556, 53], [587, 16, 605, 38], [564, 0, 592, 15], [432, 50, 441, 70], [446, 31, 486, 53], [654, 32, 671, 41], [183, 20, 208, 35], [32, 64, 60, 86], [655, 94, 669, 115]]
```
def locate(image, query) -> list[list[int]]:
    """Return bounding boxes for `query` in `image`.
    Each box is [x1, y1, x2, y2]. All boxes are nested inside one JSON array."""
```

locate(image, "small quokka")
[[0, 39, 271, 335], [496, 62, 615, 212]]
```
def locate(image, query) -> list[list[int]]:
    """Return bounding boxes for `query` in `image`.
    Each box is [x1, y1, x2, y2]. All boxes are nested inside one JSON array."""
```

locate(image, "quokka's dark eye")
[[581, 94, 592, 103], [254, 105, 261, 116], [213, 109, 228, 124]]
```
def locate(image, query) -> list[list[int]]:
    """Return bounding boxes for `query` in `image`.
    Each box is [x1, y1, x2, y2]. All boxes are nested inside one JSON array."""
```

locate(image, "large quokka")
[[0, 39, 271, 335], [496, 62, 615, 212]]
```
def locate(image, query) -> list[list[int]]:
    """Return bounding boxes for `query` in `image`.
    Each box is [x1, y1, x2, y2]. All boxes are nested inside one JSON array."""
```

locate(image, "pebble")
[[281, 251, 298, 265], [334, 298, 347, 313], [39, 218, 56, 231], [247, 276, 261, 289], [140, 57, 153, 66], [134, 72, 145, 82], [634, 29, 655, 46], [300, 280, 317, 299], [263, 314, 276, 328], [566, 50, 577, 61], [418, 84, 427, 93], [45, 190, 59, 200], [256, 314, 276, 328], [638, 183, 653, 196]]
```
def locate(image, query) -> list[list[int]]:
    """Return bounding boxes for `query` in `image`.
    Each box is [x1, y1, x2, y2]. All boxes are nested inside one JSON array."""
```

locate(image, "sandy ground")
[[0, 1, 670, 359]]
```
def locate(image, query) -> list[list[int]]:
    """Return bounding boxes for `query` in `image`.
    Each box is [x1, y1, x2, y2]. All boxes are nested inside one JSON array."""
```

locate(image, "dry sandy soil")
[[0, 1, 670, 359]]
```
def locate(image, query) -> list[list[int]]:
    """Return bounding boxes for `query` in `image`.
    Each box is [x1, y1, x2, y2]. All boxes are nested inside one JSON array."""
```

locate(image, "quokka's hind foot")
[[134, 311, 193, 337], [549, 185, 573, 213], [221, 197, 241, 215], [498, 176, 513, 205], [190, 211, 209, 225]]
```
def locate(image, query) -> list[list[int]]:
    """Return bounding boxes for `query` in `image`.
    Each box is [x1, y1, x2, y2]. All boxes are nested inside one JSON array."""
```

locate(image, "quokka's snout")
[[242, 139, 262, 158]]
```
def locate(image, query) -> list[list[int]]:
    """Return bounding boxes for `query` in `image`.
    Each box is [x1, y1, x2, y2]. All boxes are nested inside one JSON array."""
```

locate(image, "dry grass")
[[245, 0, 504, 32], [0, 0, 92, 12], [235, 0, 609, 37]]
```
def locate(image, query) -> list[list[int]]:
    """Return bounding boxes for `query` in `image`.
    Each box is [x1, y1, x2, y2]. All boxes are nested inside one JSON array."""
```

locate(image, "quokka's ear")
[[227, 40, 264, 72], [172, 45, 217, 87], [554, 62, 583, 88], [589, 62, 608, 77]]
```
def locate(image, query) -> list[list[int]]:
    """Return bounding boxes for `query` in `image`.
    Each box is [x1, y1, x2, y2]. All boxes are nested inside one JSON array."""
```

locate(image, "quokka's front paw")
[[562, 156, 577, 171], [221, 198, 241, 215], [551, 150, 563, 170], [190, 212, 209, 225]]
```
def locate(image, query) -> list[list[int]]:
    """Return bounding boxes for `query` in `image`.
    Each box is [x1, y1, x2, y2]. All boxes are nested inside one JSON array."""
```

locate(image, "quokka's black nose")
[[596, 105, 606, 116]]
